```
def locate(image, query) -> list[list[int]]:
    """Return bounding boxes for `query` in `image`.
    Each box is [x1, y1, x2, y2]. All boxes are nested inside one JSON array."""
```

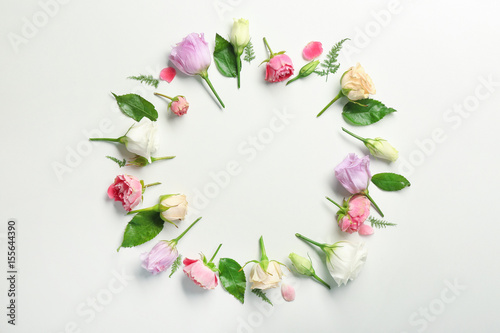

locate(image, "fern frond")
[[127, 74, 159, 88], [169, 255, 182, 278], [106, 156, 126, 168], [244, 41, 256, 63], [369, 216, 397, 229], [251, 289, 273, 306], [315, 38, 349, 81]]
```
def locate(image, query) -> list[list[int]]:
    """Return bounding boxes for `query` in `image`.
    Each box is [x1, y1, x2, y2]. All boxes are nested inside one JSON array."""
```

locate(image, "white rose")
[[124, 118, 159, 162], [325, 241, 367, 286], [160, 194, 188, 222], [341, 63, 376, 101], [230, 18, 250, 56], [365, 138, 399, 162], [249, 261, 283, 290]]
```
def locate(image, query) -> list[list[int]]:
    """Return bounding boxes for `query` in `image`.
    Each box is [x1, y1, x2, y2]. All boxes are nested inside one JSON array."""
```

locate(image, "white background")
[[1, 0, 499, 332]]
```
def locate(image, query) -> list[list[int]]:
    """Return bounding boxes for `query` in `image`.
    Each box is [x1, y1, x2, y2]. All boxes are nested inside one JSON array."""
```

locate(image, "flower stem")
[[154, 92, 173, 100], [285, 75, 300, 86], [312, 273, 331, 290], [89, 137, 121, 142], [209, 243, 223, 263], [200, 74, 225, 108], [325, 196, 342, 209], [173, 217, 202, 243], [342, 127, 367, 143], [316, 90, 344, 117], [128, 204, 159, 215], [151, 156, 176, 162], [263, 37, 273, 56], [236, 56, 241, 89], [143, 182, 161, 188], [295, 233, 325, 249], [364, 191, 384, 217]]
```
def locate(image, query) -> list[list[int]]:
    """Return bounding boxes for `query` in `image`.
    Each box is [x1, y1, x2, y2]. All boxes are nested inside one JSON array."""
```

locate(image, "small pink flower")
[[169, 33, 212, 76], [141, 241, 178, 275], [170, 96, 189, 116], [107, 175, 142, 211], [183, 257, 218, 289], [338, 195, 373, 235], [335, 153, 371, 194], [302, 41, 323, 60], [265, 54, 294, 83], [281, 283, 295, 302], [160, 67, 176, 83]]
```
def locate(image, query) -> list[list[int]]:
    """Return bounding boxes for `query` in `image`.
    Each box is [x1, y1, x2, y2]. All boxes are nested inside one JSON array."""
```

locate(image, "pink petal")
[[302, 41, 323, 61], [281, 283, 295, 302], [160, 67, 176, 83], [358, 224, 374, 236]]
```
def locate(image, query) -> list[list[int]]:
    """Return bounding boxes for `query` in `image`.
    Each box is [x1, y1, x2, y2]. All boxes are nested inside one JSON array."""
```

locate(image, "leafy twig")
[[251, 289, 273, 306], [314, 38, 349, 81], [244, 41, 256, 63], [169, 255, 182, 278], [127, 74, 159, 88], [106, 156, 126, 168], [369, 216, 397, 229]]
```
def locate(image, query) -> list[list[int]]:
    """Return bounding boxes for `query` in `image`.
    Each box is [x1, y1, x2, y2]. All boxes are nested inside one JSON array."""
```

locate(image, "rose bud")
[[262, 37, 294, 83], [154, 93, 189, 116], [107, 175, 160, 212], [288, 253, 330, 289], [327, 195, 373, 235], [230, 18, 250, 56], [128, 194, 188, 226], [342, 127, 399, 162]]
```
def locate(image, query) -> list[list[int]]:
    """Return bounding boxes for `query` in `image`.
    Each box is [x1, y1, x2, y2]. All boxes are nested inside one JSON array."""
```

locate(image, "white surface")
[[1, 0, 500, 332]]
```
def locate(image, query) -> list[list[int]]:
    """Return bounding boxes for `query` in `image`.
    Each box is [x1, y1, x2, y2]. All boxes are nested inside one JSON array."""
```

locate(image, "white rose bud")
[[365, 138, 399, 162], [230, 18, 250, 56], [124, 118, 159, 162], [159, 194, 188, 222], [341, 63, 376, 101], [249, 261, 283, 290]]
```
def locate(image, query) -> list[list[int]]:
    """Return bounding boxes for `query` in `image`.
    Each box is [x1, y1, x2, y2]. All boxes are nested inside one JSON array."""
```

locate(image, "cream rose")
[[249, 261, 283, 290], [159, 194, 188, 222], [341, 63, 376, 101]]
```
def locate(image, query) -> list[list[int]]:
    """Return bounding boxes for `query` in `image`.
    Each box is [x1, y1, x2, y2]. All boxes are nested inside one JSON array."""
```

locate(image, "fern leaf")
[[169, 255, 182, 278], [369, 216, 397, 229], [106, 156, 126, 168], [127, 74, 159, 88], [251, 289, 273, 306], [244, 41, 256, 63], [315, 38, 349, 81]]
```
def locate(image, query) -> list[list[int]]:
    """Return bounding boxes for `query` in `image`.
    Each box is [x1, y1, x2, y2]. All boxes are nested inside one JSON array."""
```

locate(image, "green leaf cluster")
[[371, 173, 410, 191], [127, 74, 159, 88], [315, 38, 349, 81], [342, 99, 396, 126], [243, 41, 256, 63], [112, 93, 158, 122]]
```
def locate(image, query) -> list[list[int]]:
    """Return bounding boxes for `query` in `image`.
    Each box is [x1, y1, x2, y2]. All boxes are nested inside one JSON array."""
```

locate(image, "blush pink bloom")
[[170, 96, 189, 116], [302, 41, 323, 60], [141, 241, 178, 275], [169, 33, 212, 76], [335, 153, 371, 194], [160, 67, 176, 83], [281, 283, 295, 302], [183, 257, 218, 289], [107, 175, 142, 211], [338, 195, 373, 235], [265, 54, 294, 83]]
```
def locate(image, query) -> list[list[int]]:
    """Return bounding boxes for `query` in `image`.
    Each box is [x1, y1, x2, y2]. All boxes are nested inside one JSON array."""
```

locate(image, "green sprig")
[[106, 155, 126, 168], [315, 38, 349, 81], [127, 74, 159, 88], [251, 289, 273, 306], [244, 40, 256, 63], [369, 216, 397, 229], [169, 255, 183, 278]]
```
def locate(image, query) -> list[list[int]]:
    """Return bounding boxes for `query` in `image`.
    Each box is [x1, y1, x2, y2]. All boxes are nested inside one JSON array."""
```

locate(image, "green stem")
[[172, 217, 202, 244], [364, 191, 384, 218], [209, 243, 223, 263], [342, 127, 367, 143], [143, 182, 161, 188], [325, 196, 342, 209], [236, 56, 241, 89], [151, 156, 176, 162], [285, 75, 300, 86], [312, 273, 331, 290], [200, 74, 225, 108], [127, 204, 159, 215], [89, 137, 121, 143], [263, 37, 273, 56], [316, 90, 344, 117], [154, 92, 173, 100], [295, 233, 325, 249]]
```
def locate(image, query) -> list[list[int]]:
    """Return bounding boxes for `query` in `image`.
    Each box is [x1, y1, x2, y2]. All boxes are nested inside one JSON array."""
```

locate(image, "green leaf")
[[371, 173, 411, 191], [112, 93, 158, 122], [127, 74, 159, 88], [213, 34, 237, 78], [369, 216, 397, 229], [169, 255, 182, 278], [118, 211, 164, 250], [106, 155, 126, 167], [251, 289, 273, 306], [243, 40, 256, 63], [219, 258, 246, 303], [342, 99, 396, 126]]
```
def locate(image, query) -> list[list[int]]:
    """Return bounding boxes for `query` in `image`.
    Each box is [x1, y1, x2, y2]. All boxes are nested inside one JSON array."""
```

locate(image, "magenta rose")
[[169, 33, 212, 76], [107, 175, 142, 211], [335, 153, 371, 194], [141, 241, 178, 275], [183, 257, 218, 289], [265, 54, 294, 83], [338, 195, 373, 235]]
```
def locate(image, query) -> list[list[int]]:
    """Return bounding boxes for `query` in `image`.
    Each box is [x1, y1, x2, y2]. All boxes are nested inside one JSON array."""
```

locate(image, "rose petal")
[[160, 67, 177, 83], [358, 224, 374, 236], [302, 41, 323, 61], [281, 283, 295, 302]]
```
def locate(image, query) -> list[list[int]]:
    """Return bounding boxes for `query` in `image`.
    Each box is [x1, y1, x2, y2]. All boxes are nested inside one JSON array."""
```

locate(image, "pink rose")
[[265, 54, 294, 83], [338, 195, 373, 235], [183, 257, 218, 289], [302, 41, 323, 60], [169, 33, 212, 76], [107, 175, 143, 211], [335, 153, 371, 194], [141, 241, 178, 275], [170, 96, 189, 116]]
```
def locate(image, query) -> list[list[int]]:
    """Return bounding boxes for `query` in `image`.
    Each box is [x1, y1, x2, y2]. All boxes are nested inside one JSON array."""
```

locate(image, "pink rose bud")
[[302, 41, 323, 60], [170, 96, 189, 116], [338, 194, 373, 235], [281, 283, 295, 302], [141, 240, 179, 275], [265, 54, 294, 83], [335, 153, 371, 194], [160, 67, 177, 83], [107, 175, 143, 211], [183, 257, 219, 289], [169, 33, 212, 76]]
